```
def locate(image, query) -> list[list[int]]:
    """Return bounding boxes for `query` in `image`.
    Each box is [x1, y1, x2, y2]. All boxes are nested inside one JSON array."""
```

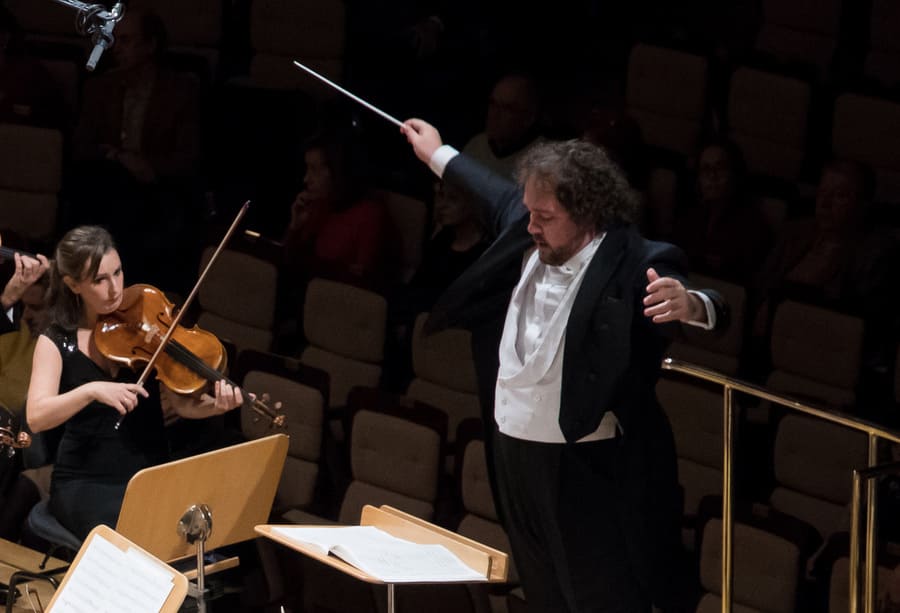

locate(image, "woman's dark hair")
[[516, 139, 639, 231], [45, 226, 117, 330]]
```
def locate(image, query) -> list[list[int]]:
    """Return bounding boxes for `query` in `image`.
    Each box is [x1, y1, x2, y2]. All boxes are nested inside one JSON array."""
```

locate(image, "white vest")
[[495, 238, 619, 443]]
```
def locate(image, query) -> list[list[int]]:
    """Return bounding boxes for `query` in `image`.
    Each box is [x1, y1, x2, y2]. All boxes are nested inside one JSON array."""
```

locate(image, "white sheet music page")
[[272, 525, 486, 583], [51, 534, 175, 612]]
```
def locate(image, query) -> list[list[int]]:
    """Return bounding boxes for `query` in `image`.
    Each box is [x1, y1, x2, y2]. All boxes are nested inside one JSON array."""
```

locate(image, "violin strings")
[[161, 338, 279, 420]]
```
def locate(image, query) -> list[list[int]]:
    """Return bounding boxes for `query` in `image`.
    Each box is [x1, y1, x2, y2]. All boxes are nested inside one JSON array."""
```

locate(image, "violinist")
[[26, 226, 243, 539]]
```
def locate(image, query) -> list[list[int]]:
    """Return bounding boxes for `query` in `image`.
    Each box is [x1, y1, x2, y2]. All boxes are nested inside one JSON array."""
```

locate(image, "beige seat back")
[[754, 0, 841, 80], [864, 0, 900, 89], [196, 246, 279, 354], [238, 350, 327, 512], [128, 0, 223, 77], [657, 379, 723, 520], [338, 409, 443, 524], [0, 124, 63, 242], [833, 94, 900, 204], [405, 313, 481, 444], [770, 414, 867, 540], [300, 278, 387, 409], [626, 44, 708, 157], [697, 518, 801, 613], [727, 67, 810, 181], [375, 189, 426, 284], [766, 300, 864, 411], [248, 0, 345, 94]]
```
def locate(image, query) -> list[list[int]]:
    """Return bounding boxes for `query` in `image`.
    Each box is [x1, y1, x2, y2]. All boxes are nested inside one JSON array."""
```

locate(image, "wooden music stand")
[[256, 504, 508, 613], [45, 524, 189, 612], [116, 434, 289, 611]]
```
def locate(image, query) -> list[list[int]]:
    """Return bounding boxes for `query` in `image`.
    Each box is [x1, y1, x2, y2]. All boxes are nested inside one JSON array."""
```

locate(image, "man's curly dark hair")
[[515, 139, 639, 231]]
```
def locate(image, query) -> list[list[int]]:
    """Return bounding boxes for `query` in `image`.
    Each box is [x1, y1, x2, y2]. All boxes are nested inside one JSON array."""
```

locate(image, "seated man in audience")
[[69, 7, 201, 291], [462, 72, 543, 179]]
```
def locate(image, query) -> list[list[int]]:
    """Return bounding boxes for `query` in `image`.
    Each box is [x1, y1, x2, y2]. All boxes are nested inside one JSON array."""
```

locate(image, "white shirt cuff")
[[428, 145, 459, 178], [4, 307, 14, 324], [685, 290, 716, 330]]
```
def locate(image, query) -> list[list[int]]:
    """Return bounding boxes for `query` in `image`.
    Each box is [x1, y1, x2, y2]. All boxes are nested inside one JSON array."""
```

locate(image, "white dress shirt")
[[495, 237, 621, 443]]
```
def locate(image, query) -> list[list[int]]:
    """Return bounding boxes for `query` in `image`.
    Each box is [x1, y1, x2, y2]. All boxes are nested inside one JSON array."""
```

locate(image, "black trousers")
[[494, 432, 651, 613]]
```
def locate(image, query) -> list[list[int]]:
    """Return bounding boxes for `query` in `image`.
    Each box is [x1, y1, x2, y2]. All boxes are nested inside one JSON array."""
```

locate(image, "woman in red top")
[[283, 136, 393, 289]]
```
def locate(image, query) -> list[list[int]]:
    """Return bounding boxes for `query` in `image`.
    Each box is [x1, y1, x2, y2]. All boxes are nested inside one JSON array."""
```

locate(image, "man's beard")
[[534, 240, 576, 266]]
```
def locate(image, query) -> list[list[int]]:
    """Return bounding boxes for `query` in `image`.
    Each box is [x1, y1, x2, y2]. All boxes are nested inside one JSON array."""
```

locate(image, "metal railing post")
[[660, 358, 900, 613], [722, 385, 735, 613]]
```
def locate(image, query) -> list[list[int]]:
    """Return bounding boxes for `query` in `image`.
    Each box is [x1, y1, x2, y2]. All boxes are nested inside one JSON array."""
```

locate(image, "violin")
[[94, 284, 285, 427]]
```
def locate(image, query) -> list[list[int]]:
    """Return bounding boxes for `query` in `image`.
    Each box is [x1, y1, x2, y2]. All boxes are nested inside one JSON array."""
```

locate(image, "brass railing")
[[661, 358, 900, 613]]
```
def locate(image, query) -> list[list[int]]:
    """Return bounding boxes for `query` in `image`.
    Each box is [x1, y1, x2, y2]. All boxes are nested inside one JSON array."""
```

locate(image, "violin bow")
[[114, 201, 250, 429]]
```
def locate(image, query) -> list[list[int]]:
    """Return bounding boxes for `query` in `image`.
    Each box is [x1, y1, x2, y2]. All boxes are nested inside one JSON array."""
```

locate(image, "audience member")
[[282, 135, 394, 292], [69, 8, 202, 291], [383, 179, 490, 389], [462, 73, 543, 179], [0, 6, 65, 128], [672, 140, 773, 286], [751, 160, 900, 381], [407, 180, 490, 308]]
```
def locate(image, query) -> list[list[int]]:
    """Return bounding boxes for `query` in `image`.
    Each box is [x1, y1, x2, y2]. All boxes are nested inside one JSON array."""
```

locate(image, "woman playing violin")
[[26, 226, 243, 539]]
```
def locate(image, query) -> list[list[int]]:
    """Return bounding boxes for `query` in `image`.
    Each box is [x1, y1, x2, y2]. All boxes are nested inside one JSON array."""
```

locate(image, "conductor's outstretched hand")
[[401, 119, 443, 165]]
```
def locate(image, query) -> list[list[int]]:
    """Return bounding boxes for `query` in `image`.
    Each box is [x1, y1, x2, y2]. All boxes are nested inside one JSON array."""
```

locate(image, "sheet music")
[[273, 525, 486, 583], [51, 534, 175, 612]]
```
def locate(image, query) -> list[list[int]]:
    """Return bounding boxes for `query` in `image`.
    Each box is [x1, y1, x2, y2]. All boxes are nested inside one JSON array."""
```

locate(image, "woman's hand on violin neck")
[[89, 382, 148, 415], [211, 380, 244, 415], [164, 379, 244, 419]]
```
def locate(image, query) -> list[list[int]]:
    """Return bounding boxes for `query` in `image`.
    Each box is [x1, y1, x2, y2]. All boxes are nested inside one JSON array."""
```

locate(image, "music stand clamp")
[[178, 504, 213, 613]]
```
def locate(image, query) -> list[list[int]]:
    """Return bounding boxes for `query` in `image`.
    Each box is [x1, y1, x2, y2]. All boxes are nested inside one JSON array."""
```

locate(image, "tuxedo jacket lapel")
[[566, 226, 629, 336]]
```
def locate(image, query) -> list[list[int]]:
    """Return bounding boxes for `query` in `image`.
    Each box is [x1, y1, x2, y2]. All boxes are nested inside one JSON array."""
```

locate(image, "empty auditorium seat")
[[657, 377, 723, 548], [754, 0, 841, 80], [0, 123, 63, 243], [864, 0, 900, 90], [247, 0, 345, 95], [374, 189, 427, 284], [235, 350, 328, 515], [300, 278, 388, 411], [832, 94, 900, 204], [196, 244, 280, 355], [769, 414, 867, 542], [766, 301, 864, 412], [626, 44, 709, 158], [697, 518, 804, 613], [727, 67, 810, 181], [406, 313, 482, 455]]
